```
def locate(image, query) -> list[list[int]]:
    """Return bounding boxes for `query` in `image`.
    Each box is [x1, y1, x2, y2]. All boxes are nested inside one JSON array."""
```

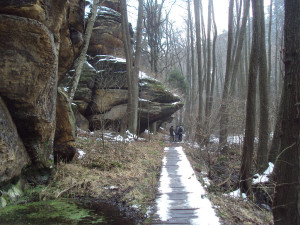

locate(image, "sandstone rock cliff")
[[0, 0, 84, 181], [87, 5, 124, 57], [0, 97, 30, 185]]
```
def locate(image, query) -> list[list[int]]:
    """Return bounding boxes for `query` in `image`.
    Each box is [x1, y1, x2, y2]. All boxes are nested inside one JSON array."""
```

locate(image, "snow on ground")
[[156, 146, 220, 224], [98, 130, 140, 143], [227, 188, 247, 199], [253, 162, 274, 184], [226, 162, 274, 199], [77, 149, 86, 159], [139, 71, 156, 80]]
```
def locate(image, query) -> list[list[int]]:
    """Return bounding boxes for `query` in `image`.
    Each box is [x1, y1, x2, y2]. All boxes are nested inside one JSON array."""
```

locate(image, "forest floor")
[[183, 139, 274, 225], [24, 129, 168, 223], [22, 129, 274, 224]]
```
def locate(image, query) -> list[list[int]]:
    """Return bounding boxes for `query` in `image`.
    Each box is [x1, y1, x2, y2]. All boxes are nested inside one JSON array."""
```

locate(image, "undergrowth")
[[184, 142, 274, 225], [38, 130, 166, 219]]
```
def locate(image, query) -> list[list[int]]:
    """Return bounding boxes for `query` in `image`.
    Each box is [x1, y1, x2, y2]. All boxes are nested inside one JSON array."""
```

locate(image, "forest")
[[0, 0, 299, 224]]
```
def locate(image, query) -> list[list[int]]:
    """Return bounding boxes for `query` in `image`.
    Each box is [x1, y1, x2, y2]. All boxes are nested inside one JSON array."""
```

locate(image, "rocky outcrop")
[[0, 14, 58, 168], [54, 88, 76, 163], [87, 6, 124, 57], [0, 98, 30, 185], [0, 0, 85, 81], [0, 0, 84, 172], [72, 56, 183, 132]]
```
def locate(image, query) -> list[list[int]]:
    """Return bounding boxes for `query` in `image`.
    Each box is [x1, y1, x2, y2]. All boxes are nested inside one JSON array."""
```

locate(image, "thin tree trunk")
[[69, 0, 99, 101], [272, 0, 300, 223], [229, 0, 250, 95], [120, 0, 139, 134], [219, 0, 235, 149], [194, 0, 204, 142], [209, 0, 217, 123], [204, 0, 212, 142], [189, 1, 196, 116], [268, 0, 273, 91], [239, 0, 260, 196]]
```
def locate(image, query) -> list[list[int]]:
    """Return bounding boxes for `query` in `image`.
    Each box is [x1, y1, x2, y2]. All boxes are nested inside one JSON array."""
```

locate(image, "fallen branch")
[[55, 184, 78, 198], [217, 170, 234, 187]]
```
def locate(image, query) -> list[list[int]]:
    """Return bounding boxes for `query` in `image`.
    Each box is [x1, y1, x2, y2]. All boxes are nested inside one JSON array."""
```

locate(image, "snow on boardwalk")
[[151, 146, 220, 225]]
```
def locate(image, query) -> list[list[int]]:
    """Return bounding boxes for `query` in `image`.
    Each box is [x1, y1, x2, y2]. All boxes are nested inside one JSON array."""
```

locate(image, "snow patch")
[[253, 162, 274, 184], [227, 188, 247, 199], [78, 149, 86, 159]]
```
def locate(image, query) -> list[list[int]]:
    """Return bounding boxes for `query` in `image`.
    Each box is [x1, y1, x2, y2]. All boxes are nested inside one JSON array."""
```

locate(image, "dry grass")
[[41, 130, 166, 215]]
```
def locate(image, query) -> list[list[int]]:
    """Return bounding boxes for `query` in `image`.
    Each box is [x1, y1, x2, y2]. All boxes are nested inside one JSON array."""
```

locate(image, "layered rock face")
[[0, 0, 84, 182], [72, 56, 183, 132], [87, 5, 124, 57]]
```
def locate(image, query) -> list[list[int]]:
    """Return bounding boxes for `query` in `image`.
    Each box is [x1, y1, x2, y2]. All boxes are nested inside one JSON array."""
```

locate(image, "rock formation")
[[0, 97, 30, 185], [72, 56, 183, 132], [87, 5, 124, 57], [0, 0, 84, 182]]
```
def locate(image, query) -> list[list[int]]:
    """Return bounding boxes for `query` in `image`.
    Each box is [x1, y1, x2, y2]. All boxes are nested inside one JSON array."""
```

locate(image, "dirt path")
[[151, 146, 220, 225]]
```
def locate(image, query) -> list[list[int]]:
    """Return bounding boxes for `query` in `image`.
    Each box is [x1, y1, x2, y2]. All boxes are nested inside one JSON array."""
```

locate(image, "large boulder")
[[73, 55, 184, 132], [0, 97, 30, 184]]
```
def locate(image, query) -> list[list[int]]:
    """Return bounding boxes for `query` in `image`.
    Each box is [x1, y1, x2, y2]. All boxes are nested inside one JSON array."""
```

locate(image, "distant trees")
[[167, 69, 189, 94], [144, 0, 166, 78]]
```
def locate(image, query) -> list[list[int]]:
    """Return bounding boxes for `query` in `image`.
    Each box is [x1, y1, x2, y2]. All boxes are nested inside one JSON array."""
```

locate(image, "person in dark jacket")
[[178, 125, 184, 142], [169, 126, 175, 142], [175, 125, 179, 141]]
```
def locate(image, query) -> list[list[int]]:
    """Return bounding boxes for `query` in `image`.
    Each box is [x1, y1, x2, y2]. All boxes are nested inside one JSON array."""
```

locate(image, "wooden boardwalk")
[[151, 146, 220, 225]]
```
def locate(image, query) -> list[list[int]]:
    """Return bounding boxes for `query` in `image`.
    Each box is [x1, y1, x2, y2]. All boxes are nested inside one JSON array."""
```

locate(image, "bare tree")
[[204, 0, 213, 142], [239, 0, 261, 196], [193, 0, 204, 142], [272, 0, 300, 223], [69, 0, 99, 101], [219, 0, 234, 149], [120, 0, 143, 135], [256, 0, 270, 172]]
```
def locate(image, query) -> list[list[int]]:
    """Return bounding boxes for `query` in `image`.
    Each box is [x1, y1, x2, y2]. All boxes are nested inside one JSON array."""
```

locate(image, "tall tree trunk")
[[268, 0, 273, 90], [239, 0, 260, 196], [219, 0, 235, 149], [190, 1, 196, 116], [132, 0, 144, 135], [120, 0, 140, 135], [209, 0, 217, 122], [272, 0, 300, 223], [204, 0, 212, 142], [256, 0, 270, 172], [69, 0, 99, 101], [229, 0, 250, 95], [185, 0, 193, 139], [194, 0, 204, 142]]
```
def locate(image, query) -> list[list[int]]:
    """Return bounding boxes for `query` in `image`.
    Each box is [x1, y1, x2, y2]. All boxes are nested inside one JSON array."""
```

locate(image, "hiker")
[[169, 126, 175, 142], [175, 125, 179, 142], [178, 125, 184, 142]]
